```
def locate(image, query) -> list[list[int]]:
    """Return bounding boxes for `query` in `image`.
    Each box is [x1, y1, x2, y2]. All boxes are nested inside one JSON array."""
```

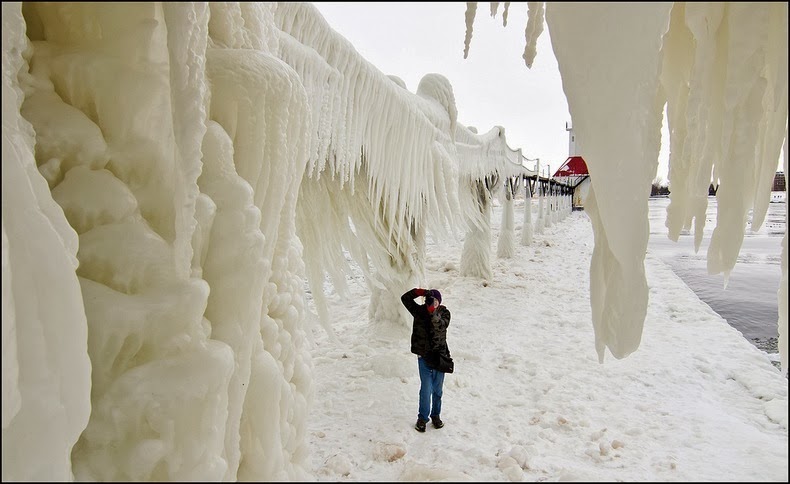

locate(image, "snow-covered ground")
[[306, 200, 788, 482]]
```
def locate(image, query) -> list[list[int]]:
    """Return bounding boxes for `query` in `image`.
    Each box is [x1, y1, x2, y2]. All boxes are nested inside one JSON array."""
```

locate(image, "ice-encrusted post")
[[497, 177, 517, 258], [535, 162, 545, 235], [544, 178, 553, 228], [460, 177, 495, 281], [520, 179, 533, 246]]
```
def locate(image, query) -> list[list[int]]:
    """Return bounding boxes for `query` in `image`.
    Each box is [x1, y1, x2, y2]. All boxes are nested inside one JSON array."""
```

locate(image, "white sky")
[[313, 2, 673, 181], [306, 200, 787, 481]]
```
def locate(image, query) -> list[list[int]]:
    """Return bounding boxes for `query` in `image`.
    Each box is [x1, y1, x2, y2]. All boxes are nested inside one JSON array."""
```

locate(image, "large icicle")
[[523, 2, 546, 68], [546, 3, 672, 361], [464, 2, 478, 59], [664, 3, 788, 276], [664, 3, 723, 249], [705, 3, 788, 279]]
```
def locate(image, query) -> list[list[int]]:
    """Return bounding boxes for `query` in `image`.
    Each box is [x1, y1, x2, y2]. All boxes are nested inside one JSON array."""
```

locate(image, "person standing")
[[401, 287, 451, 432]]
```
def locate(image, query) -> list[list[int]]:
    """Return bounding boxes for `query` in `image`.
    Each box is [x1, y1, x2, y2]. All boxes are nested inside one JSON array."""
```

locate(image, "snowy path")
[[306, 204, 788, 481]]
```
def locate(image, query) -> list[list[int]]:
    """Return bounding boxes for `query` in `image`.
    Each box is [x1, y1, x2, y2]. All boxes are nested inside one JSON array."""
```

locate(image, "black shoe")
[[431, 415, 444, 429], [415, 418, 427, 432]]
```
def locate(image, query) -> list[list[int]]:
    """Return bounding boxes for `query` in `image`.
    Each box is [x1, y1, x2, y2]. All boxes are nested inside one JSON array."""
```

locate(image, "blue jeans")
[[417, 356, 445, 422]]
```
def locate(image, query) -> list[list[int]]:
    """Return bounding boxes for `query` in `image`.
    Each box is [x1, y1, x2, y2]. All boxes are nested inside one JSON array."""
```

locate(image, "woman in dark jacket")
[[401, 287, 451, 432]]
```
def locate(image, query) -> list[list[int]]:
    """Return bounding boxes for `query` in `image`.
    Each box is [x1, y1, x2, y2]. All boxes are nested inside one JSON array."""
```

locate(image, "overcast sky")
[[313, 2, 674, 182]]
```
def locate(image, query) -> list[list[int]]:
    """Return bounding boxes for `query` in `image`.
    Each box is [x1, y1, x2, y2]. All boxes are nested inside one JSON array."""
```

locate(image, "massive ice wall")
[[2, 4, 92, 480], [3, 2, 312, 480]]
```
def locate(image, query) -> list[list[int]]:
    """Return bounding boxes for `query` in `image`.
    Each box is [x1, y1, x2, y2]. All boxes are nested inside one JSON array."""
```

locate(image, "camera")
[[424, 295, 435, 306]]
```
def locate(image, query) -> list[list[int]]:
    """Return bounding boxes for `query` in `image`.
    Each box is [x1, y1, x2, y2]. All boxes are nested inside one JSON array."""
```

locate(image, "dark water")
[[648, 195, 786, 348]]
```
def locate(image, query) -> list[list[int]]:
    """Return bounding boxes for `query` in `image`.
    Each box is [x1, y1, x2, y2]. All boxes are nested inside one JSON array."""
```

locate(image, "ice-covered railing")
[[498, 144, 524, 259], [274, 3, 519, 330], [454, 124, 536, 276], [454, 124, 531, 181], [505, 144, 522, 167], [464, 2, 788, 371]]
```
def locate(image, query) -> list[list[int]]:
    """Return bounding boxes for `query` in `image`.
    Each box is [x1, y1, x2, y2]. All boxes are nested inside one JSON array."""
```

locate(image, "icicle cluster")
[[464, 2, 788, 370], [275, 3, 529, 329]]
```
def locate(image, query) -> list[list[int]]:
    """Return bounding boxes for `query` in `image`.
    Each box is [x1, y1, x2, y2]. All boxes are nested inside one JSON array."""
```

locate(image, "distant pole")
[[521, 176, 533, 246], [535, 160, 544, 234], [545, 165, 552, 227], [521, 158, 540, 246]]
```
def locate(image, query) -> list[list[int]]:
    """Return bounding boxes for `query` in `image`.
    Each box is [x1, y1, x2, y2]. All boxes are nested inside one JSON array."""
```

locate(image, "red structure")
[[553, 156, 589, 187], [552, 156, 590, 210], [554, 156, 588, 176]]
